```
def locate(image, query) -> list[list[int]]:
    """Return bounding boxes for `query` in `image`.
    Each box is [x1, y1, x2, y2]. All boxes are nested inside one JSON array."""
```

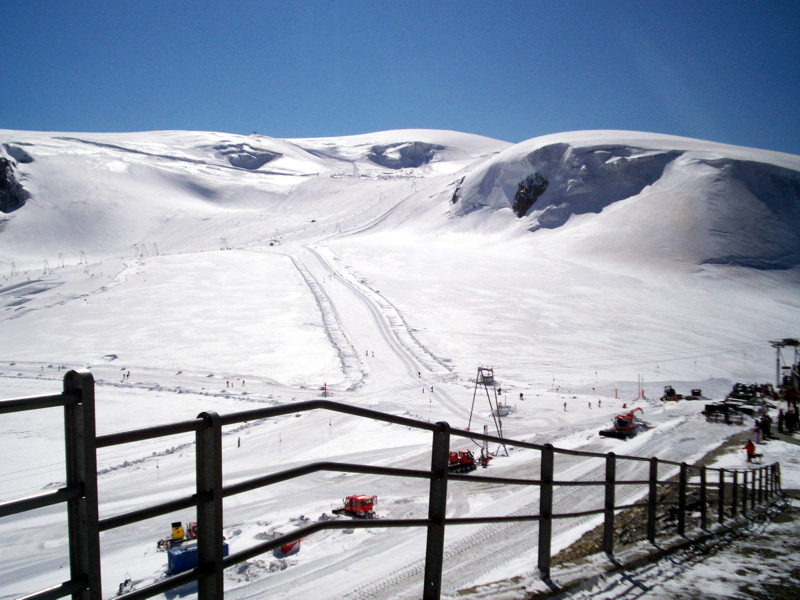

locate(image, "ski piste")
[[1, 128, 798, 599]]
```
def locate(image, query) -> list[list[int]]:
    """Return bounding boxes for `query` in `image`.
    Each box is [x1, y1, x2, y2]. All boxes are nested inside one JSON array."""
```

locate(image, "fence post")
[[538, 444, 554, 578], [699, 466, 707, 531], [771, 464, 776, 499], [718, 469, 725, 525], [732, 470, 738, 517], [647, 457, 658, 544], [196, 411, 223, 600], [423, 422, 450, 599], [750, 468, 756, 511], [770, 464, 776, 498], [603, 453, 616, 555], [744, 469, 749, 510], [64, 370, 101, 600], [758, 467, 764, 504], [769, 464, 774, 499], [678, 463, 687, 537]]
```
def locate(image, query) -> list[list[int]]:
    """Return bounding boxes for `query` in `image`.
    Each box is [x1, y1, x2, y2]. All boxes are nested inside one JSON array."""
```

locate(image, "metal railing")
[[0, 371, 782, 600]]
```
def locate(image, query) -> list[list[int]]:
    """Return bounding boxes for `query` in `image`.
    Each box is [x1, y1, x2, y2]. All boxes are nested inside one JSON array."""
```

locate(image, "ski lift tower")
[[771, 338, 800, 389], [467, 367, 508, 457]]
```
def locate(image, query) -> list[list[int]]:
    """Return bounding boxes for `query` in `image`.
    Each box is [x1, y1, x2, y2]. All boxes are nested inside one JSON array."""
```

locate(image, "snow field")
[[1, 127, 799, 598]]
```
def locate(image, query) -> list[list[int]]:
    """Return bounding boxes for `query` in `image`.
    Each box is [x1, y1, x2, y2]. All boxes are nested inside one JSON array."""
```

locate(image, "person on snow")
[[761, 413, 772, 440], [744, 439, 756, 462]]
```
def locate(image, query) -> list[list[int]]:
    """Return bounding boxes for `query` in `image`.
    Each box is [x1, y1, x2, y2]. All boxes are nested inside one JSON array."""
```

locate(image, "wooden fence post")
[[537, 444, 554, 579], [64, 370, 102, 600], [603, 453, 616, 555], [423, 422, 450, 599], [678, 463, 687, 537], [699, 466, 707, 531], [647, 457, 658, 544], [196, 411, 223, 600]]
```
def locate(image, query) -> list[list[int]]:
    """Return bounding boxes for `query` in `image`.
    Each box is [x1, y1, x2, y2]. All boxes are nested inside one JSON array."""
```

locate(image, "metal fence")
[[0, 371, 782, 600]]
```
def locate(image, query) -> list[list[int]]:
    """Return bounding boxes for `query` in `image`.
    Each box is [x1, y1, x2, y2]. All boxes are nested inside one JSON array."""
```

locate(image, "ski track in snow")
[[2, 129, 798, 600], [282, 248, 367, 390]]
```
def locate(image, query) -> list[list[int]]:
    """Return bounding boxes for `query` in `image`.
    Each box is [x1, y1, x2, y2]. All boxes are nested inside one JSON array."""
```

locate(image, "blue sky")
[[4, 0, 800, 155]]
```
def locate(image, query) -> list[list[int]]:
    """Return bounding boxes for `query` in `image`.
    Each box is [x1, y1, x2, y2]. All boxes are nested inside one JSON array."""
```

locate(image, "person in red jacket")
[[744, 439, 756, 462]]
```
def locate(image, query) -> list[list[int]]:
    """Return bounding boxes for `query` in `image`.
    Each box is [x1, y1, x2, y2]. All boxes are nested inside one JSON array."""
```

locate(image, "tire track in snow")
[[301, 246, 470, 420], [285, 252, 367, 390], [328, 253, 456, 378]]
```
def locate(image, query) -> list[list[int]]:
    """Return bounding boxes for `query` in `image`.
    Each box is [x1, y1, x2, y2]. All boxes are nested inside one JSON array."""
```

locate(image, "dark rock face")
[[0, 157, 30, 213], [523, 145, 681, 226], [213, 143, 281, 170], [3, 144, 34, 164], [512, 173, 549, 217], [368, 142, 445, 169]]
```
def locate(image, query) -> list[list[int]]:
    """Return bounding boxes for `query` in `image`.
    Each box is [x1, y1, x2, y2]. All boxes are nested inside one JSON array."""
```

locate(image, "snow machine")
[[599, 407, 650, 439], [156, 521, 198, 552], [332, 494, 377, 519], [448, 449, 477, 473]]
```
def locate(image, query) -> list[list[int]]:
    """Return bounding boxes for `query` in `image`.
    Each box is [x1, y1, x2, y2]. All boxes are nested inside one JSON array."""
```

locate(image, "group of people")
[[753, 413, 773, 443], [744, 385, 800, 462]]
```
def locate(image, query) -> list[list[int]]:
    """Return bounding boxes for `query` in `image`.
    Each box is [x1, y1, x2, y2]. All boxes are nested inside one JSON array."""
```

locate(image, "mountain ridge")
[[1, 128, 798, 271]]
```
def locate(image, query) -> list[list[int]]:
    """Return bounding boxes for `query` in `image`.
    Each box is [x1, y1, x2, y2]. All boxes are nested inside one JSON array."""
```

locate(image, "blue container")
[[167, 542, 229, 575]]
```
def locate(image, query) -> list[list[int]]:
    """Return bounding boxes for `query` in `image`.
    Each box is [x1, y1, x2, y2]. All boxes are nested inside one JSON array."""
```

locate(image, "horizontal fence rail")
[[0, 372, 783, 600]]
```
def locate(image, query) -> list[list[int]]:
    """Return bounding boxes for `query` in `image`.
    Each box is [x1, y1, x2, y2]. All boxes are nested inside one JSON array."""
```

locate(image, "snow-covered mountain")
[[453, 131, 800, 270], [0, 129, 508, 263], [1, 128, 799, 600], [3, 129, 799, 271]]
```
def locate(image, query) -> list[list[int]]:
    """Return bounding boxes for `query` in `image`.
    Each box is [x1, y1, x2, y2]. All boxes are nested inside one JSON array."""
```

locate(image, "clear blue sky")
[[4, 0, 800, 155]]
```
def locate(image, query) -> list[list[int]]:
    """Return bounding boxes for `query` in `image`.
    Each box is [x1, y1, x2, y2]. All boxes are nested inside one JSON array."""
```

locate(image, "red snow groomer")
[[599, 407, 649, 439], [448, 449, 477, 473], [332, 494, 377, 519]]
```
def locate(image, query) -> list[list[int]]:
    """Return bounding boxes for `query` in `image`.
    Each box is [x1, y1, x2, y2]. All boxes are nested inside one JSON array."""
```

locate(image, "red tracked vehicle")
[[599, 407, 650, 439], [332, 494, 377, 519]]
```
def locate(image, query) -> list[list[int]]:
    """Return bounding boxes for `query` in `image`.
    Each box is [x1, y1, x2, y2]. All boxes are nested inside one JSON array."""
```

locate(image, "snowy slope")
[[1, 127, 799, 600], [452, 130, 800, 270]]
